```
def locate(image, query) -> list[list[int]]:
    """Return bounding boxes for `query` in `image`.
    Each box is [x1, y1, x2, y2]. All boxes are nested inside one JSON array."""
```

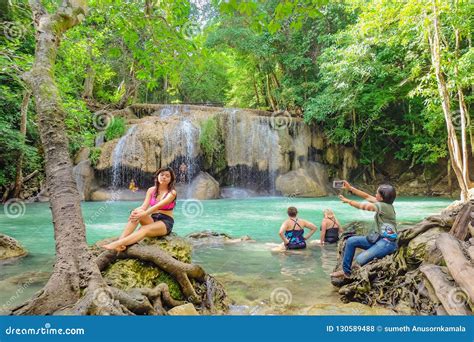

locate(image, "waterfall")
[[111, 125, 138, 189], [162, 118, 201, 183], [224, 109, 280, 193], [158, 105, 180, 119]]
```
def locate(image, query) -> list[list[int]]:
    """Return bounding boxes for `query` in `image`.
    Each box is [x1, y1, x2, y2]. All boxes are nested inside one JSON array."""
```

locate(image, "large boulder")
[[0, 234, 28, 261], [187, 172, 220, 200], [276, 162, 328, 197], [73, 160, 96, 201], [90, 188, 146, 201]]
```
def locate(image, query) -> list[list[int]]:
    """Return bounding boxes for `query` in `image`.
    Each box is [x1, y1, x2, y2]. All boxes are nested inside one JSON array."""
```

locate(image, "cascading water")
[[162, 117, 201, 188], [225, 109, 280, 193], [157, 105, 180, 119], [111, 125, 139, 189]]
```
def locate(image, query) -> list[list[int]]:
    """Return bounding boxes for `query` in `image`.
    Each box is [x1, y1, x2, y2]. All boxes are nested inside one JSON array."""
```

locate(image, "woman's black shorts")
[[151, 213, 174, 234]]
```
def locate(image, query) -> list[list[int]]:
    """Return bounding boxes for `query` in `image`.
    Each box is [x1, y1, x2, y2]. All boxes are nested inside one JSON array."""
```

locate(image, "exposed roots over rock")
[[12, 237, 228, 316], [331, 201, 473, 315]]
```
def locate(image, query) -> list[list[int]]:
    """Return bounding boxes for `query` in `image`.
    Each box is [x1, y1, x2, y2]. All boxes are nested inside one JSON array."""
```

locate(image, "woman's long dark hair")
[[154, 167, 176, 198]]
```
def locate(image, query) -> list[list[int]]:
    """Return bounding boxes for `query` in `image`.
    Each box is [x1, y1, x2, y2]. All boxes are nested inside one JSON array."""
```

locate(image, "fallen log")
[[420, 264, 471, 315], [436, 233, 474, 303]]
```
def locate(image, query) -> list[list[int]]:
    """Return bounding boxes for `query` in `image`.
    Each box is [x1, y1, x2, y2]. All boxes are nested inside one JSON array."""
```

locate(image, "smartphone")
[[333, 180, 344, 189]]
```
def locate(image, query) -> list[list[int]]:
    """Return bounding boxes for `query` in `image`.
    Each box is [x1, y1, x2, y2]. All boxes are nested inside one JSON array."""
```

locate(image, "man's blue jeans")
[[342, 236, 397, 275]]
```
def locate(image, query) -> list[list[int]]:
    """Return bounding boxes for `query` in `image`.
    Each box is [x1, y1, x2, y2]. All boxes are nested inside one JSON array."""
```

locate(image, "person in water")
[[103, 167, 177, 252], [320, 209, 343, 245], [279, 207, 318, 249], [128, 179, 138, 192], [331, 181, 397, 278]]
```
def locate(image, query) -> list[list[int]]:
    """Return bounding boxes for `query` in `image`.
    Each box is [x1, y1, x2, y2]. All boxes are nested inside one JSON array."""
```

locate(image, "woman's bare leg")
[[119, 216, 153, 239], [104, 221, 168, 251]]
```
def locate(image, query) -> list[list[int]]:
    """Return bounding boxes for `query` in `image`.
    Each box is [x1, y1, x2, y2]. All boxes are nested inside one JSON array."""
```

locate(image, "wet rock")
[[276, 163, 328, 197], [0, 234, 27, 261], [167, 303, 199, 315], [187, 172, 220, 200], [0, 271, 50, 289], [186, 231, 255, 247], [90, 188, 146, 201], [73, 160, 96, 201]]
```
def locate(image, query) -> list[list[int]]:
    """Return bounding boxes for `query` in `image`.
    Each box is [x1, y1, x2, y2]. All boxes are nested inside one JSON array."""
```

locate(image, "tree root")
[[420, 264, 471, 315], [120, 244, 206, 304], [12, 241, 213, 315], [331, 202, 473, 315]]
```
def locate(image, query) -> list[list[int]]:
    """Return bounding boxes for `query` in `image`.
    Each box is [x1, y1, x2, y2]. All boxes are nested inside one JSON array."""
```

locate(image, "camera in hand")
[[333, 180, 344, 189]]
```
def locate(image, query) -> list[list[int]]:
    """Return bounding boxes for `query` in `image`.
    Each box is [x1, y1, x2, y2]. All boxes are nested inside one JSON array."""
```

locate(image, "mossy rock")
[[142, 234, 191, 263], [103, 259, 183, 300]]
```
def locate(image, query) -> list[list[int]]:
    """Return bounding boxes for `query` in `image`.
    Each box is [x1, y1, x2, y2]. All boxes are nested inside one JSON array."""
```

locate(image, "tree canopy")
[[0, 0, 472, 195]]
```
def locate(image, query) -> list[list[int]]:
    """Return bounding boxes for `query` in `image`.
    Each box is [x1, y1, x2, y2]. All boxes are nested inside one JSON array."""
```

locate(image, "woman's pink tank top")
[[149, 189, 176, 210]]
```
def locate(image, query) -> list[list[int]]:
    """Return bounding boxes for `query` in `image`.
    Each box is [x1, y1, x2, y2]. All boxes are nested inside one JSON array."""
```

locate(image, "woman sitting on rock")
[[104, 167, 177, 252], [320, 209, 343, 245], [331, 181, 397, 278]]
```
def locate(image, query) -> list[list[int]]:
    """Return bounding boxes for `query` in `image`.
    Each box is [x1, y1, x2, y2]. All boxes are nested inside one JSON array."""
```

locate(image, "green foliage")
[[105, 117, 126, 142], [89, 147, 102, 167], [0, 117, 41, 188], [1, 0, 472, 196], [199, 117, 226, 173]]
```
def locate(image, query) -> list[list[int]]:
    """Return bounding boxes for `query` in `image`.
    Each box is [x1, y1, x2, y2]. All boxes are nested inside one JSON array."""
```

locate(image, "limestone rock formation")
[[187, 172, 220, 200], [93, 104, 329, 197], [73, 160, 96, 201], [276, 162, 329, 197], [0, 234, 28, 261]]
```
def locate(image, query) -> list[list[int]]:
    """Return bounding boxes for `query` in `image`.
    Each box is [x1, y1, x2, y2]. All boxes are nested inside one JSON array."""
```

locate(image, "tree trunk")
[[428, 0, 471, 201], [12, 90, 31, 199], [12, 0, 108, 315], [454, 28, 472, 190], [117, 65, 140, 109], [265, 74, 277, 111], [12, 6, 218, 313], [252, 75, 260, 107]]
